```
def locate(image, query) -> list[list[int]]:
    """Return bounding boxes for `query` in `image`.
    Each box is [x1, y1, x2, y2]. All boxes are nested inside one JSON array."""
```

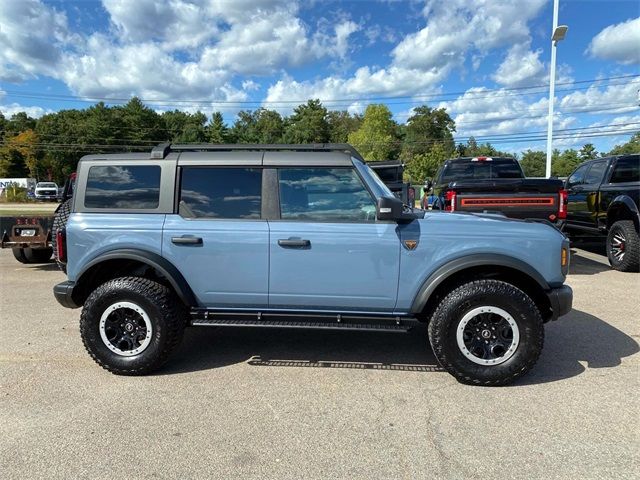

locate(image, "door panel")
[[268, 222, 400, 311], [163, 215, 269, 307]]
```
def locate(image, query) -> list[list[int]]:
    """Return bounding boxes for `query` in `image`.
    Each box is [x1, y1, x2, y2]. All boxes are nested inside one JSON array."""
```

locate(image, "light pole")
[[545, 0, 568, 178]]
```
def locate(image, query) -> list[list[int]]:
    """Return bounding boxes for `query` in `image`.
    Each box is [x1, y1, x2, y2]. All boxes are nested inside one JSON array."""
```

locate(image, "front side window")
[[610, 157, 640, 183], [584, 161, 608, 185], [85, 165, 160, 209], [567, 163, 589, 188], [179, 167, 262, 219], [278, 168, 376, 222]]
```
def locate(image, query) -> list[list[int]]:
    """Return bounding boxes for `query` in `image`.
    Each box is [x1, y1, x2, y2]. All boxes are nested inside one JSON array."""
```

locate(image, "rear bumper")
[[53, 281, 80, 309], [546, 285, 573, 320]]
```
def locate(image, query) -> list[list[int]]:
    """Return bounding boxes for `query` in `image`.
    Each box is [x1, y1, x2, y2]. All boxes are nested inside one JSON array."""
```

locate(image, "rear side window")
[[584, 161, 608, 185], [85, 165, 161, 209], [278, 168, 375, 222], [179, 167, 262, 219], [610, 157, 640, 183]]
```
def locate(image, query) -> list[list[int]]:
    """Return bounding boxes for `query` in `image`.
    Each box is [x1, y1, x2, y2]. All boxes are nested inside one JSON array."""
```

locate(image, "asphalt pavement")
[[0, 247, 638, 479]]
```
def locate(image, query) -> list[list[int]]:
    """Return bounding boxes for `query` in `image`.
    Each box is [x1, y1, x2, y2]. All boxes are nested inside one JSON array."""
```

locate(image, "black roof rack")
[[150, 143, 364, 161]]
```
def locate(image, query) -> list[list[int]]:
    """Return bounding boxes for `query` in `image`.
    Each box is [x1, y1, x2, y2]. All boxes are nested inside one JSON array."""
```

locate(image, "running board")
[[190, 309, 418, 333]]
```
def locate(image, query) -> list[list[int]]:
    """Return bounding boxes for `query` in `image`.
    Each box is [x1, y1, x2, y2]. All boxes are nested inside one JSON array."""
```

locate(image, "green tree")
[[608, 132, 640, 155], [207, 112, 230, 143], [348, 104, 399, 161], [327, 110, 362, 143], [0, 130, 35, 177], [400, 105, 455, 161], [553, 149, 581, 177], [283, 100, 330, 143], [5, 112, 37, 137], [117, 97, 164, 143], [253, 109, 284, 143], [519, 150, 546, 177], [579, 143, 598, 161], [0, 111, 6, 140], [162, 110, 207, 143], [405, 142, 450, 183]]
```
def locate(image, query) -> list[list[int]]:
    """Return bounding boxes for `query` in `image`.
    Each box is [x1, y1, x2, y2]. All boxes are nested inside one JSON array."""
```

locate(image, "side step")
[[190, 309, 418, 333]]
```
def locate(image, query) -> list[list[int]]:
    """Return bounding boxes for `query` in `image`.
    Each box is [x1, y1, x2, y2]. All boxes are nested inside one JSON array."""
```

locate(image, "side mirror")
[[376, 196, 404, 221]]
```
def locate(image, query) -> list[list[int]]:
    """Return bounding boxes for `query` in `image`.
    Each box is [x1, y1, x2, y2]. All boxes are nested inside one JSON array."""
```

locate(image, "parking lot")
[[0, 247, 638, 479]]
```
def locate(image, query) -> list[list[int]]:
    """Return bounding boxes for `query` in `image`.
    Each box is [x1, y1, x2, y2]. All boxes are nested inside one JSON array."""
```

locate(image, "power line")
[[2, 74, 638, 107]]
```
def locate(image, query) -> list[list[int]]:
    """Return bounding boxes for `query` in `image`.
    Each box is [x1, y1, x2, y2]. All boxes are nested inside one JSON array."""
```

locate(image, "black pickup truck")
[[564, 154, 639, 272], [421, 157, 567, 223], [369, 160, 416, 206]]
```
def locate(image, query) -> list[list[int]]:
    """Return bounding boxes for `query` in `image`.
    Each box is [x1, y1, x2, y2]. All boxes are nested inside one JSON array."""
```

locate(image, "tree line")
[[0, 97, 638, 185]]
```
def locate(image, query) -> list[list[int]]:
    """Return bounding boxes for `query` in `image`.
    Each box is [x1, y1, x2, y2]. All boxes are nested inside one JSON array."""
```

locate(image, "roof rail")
[[149, 143, 364, 161]]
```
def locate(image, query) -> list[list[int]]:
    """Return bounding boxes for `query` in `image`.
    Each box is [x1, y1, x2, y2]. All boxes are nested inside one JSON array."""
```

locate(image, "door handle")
[[278, 238, 311, 248], [171, 236, 203, 245]]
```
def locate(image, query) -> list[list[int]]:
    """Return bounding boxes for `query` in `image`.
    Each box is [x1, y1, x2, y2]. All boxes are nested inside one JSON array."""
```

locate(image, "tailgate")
[[454, 192, 560, 220]]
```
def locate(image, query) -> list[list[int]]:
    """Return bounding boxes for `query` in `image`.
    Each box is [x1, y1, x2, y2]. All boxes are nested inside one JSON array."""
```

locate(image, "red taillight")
[[445, 190, 457, 212], [557, 189, 568, 219], [56, 229, 66, 262]]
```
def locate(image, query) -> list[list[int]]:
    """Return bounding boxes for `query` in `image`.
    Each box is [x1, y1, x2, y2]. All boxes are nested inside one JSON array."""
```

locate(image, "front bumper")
[[53, 281, 80, 309], [546, 285, 573, 320]]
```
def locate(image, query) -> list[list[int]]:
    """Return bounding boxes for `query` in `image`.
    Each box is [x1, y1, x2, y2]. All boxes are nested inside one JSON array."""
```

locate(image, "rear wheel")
[[11, 248, 29, 264], [428, 279, 544, 386], [23, 247, 53, 263], [607, 220, 640, 272], [80, 277, 187, 375]]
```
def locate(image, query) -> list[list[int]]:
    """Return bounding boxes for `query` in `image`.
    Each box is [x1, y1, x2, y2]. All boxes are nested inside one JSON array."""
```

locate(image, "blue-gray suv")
[[53, 144, 572, 385]]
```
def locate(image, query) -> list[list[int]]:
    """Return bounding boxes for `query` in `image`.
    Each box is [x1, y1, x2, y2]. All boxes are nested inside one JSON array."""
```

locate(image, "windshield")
[[38, 183, 57, 188], [439, 160, 523, 183], [354, 160, 394, 199]]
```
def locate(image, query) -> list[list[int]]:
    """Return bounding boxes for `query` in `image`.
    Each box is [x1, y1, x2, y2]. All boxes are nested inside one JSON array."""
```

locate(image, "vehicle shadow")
[[162, 309, 638, 386], [162, 323, 445, 375], [514, 309, 639, 385], [569, 250, 611, 275], [26, 262, 59, 271]]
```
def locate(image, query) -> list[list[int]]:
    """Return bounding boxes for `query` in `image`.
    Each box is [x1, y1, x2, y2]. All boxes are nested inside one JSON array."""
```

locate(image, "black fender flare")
[[410, 253, 550, 314], [607, 195, 640, 231], [76, 248, 197, 306]]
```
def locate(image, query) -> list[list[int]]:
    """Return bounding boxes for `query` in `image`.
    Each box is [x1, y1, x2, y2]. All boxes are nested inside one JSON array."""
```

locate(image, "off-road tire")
[[80, 277, 187, 375], [428, 279, 544, 386], [23, 247, 53, 263], [52, 198, 72, 273], [12, 248, 29, 263], [607, 220, 640, 272]]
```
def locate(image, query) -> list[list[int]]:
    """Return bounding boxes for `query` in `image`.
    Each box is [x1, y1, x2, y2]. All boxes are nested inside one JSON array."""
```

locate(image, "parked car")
[[53, 143, 572, 385], [564, 154, 639, 272], [421, 157, 567, 223], [34, 182, 59, 201], [368, 160, 416, 207]]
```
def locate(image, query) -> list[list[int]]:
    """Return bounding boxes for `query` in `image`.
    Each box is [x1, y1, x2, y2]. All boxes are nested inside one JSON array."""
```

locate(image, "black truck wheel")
[[428, 279, 544, 386], [12, 248, 29, 263], [52, 198, 72, 273], [80, 277, 187, 375], [607, 220, 640, 272], [23, 247, 53, 263]]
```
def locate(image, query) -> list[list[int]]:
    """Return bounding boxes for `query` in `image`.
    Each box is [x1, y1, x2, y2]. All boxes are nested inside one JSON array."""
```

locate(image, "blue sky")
[[0, 0, 639, 153]]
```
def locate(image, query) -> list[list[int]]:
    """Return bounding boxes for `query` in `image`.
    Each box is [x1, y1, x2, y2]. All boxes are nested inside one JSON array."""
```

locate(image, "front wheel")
[[607, 220, 640, 272], [80, 277, 187, 375], [428, 279, 544, 386]]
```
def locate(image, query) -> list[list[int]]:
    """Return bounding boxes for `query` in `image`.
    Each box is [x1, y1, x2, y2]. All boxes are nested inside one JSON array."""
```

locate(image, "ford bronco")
[[53, 144, 572, 385]]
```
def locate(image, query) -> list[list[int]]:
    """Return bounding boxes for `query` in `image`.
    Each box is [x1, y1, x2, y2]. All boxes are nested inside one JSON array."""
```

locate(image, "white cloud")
[[0, 0, 76, 81], [559, 79, 640, 114], [587, 17, 640, 65], [0, 102, 51, 118], [492, 42, 545, 87]]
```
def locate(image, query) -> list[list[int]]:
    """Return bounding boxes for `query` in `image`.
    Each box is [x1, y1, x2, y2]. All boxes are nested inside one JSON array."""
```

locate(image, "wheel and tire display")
[[52, 198, 72, 272], [80, 277, 187, 375], [428, 279, 544, 386], [607, 220, 640, 272]]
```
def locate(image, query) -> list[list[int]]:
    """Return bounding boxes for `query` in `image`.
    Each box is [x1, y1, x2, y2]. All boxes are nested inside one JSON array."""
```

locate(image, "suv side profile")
[[53, 144, 572, 386]]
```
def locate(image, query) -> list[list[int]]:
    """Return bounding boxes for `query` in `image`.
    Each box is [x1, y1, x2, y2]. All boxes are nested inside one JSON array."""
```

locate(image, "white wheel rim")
[[99, 301, 153, 357], [456, 306, 520, 366]]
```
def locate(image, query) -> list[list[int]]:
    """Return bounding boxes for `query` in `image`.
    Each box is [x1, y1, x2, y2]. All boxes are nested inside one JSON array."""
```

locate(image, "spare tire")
[[52, 199, 72, 273]]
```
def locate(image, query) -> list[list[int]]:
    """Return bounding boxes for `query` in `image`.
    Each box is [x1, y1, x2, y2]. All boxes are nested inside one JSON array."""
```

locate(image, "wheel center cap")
[[481, 329, 491, 339], [125, 323, 134, 332]]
